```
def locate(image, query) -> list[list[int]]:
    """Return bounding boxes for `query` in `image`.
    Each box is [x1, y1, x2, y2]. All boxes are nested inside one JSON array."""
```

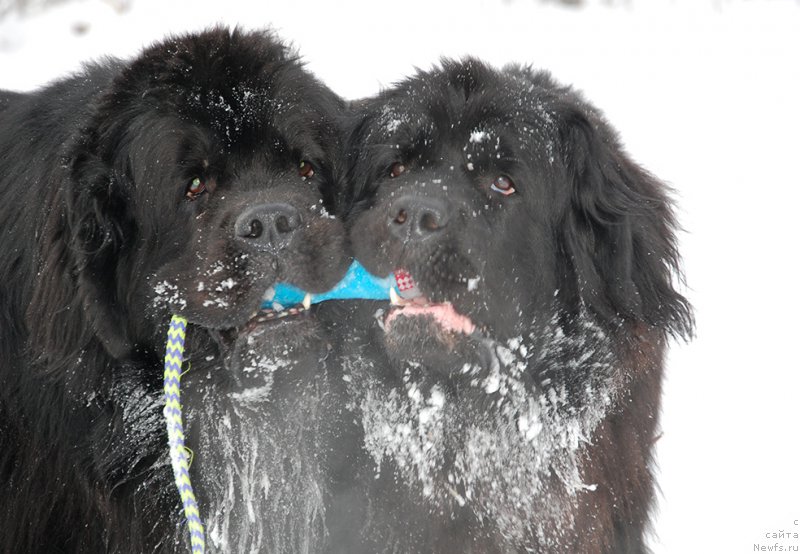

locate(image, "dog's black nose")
[[388, 195, 449, 242], [234, 203, 302, 251]]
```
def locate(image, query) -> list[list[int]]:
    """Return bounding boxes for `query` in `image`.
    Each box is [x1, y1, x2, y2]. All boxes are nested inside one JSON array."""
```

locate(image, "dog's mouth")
[[214, 284, 320, 376], [385, 269, 477, 337], [234, 285, 313, 337]]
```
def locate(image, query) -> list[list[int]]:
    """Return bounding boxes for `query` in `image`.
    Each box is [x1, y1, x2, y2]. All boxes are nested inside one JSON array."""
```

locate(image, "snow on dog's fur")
[[332, 59, 693, 553], [0, 27, 348, 553]]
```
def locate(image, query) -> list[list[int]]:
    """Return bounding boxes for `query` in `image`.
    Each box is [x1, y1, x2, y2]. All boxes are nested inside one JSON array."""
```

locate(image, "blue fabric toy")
[[262, 260, 393, 310]]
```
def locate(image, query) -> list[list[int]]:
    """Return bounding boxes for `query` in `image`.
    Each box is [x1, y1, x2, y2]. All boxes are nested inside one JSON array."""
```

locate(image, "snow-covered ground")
[[2, 0, 799, 551]]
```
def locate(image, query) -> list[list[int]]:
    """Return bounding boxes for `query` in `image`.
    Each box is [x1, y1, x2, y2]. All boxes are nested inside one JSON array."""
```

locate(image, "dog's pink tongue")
[[394, 269, 422, 300]]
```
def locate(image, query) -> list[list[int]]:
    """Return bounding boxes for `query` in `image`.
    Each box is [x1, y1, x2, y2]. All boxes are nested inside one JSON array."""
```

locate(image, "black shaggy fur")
[[328, 60, 693, 553], [0, 28, 349, 553]]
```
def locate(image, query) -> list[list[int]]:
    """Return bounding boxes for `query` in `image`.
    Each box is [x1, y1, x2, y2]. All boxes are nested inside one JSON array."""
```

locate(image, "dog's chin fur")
[[324, 302, 631, 553], [382, 315, 485, 372], [223, 311, 325, 378], [0, 28, 348, 553]]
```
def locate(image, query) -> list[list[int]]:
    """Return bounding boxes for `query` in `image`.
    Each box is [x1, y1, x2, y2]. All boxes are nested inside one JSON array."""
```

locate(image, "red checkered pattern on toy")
[[394, 270, 416, 292]]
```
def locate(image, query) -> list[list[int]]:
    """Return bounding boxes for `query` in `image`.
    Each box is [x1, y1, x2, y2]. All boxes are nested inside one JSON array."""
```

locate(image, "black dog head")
[[29, 28, 349, 364], [344, 59, 692, 369]]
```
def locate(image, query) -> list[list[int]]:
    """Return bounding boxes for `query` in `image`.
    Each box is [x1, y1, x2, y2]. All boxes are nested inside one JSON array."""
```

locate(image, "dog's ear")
[[70, 139, 135, 359], [27, 117, 134, 365], [556, 107, 693, 339]]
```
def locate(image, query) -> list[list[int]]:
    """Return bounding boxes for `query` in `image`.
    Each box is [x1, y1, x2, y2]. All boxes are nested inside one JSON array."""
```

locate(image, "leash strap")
[[163, 315, 206, 553]]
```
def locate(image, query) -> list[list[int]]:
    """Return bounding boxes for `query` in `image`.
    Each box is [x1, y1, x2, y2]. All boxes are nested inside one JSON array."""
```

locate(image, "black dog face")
[[345, 60, 690, 371], [345, 63, 564, 373], [340, 60, 693, 550], [64, 28, 349, 361]]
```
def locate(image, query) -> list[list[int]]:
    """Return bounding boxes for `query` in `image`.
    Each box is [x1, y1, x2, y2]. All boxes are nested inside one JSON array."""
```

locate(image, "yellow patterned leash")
[[163, 315, 206, 553]]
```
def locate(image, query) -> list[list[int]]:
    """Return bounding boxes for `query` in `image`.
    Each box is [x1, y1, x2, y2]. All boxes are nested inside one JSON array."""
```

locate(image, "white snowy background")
[[2, 0, 799, 551]]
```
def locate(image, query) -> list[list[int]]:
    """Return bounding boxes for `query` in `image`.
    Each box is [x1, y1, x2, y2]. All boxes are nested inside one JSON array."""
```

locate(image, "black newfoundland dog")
[[329, 60, 693, 553], [0, 28, 349, 553]]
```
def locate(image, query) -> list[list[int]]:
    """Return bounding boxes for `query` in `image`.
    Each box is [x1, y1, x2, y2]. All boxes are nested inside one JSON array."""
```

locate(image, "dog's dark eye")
[[186, 177, 206, 200], [490, 175, 515, 196], [389, 162, 406, 178], [299, 161, 315, 180]]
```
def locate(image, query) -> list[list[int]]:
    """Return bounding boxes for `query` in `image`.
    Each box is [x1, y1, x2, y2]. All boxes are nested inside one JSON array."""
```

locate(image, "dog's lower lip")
[[246, 304, 308, 328], [385, 302, 476, 335], [238, 289, 312, 334], [256, 305, 308, 320]]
